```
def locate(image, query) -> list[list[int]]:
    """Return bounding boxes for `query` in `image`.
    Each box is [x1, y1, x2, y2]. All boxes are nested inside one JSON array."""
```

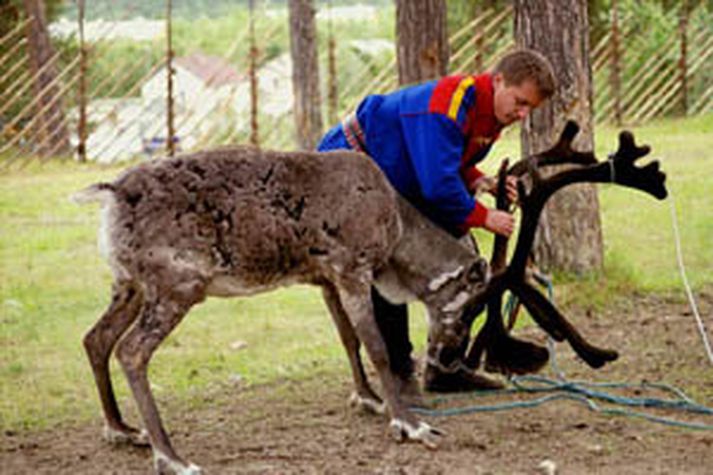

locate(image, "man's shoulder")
[[428, 75, 476, 126]]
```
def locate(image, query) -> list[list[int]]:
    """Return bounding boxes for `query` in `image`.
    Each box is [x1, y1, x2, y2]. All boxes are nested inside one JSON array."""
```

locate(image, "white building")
[[76, 51, 299, 162], [231, 52, 293, 119]]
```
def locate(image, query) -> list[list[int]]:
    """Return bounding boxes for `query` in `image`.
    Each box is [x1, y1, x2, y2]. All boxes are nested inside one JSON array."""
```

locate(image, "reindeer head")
[[458, 121, 667, 374], [422, 256, 490, 368]]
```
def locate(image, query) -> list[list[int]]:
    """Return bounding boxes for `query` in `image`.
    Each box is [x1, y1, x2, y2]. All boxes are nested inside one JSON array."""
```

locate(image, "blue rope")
[[413, 381, 713, 430], [416, 278, 713, 430]]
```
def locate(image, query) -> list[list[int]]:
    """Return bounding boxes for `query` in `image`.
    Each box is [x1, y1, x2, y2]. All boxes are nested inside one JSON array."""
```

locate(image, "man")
[[318, 49, 556, 393]]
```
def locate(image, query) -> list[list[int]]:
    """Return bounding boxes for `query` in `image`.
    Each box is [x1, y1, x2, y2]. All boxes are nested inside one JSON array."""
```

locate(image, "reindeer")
[[75, 146, 492, 474], [75, 123, 666, 474]]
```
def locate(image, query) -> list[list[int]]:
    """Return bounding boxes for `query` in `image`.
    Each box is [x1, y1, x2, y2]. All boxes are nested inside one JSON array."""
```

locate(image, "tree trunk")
[[395, 0, 449, 85], [23, 0, 70, 156], [288, 0, 322, 150], [515, 0, 603, 274]]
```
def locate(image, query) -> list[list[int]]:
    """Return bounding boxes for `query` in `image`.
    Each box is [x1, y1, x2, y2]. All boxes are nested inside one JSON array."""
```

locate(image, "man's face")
[[492, 73, 544, 126]]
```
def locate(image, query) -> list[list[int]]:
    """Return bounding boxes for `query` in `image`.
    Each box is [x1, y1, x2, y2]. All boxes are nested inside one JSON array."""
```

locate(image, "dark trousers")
[[371, 287, 414, 379]]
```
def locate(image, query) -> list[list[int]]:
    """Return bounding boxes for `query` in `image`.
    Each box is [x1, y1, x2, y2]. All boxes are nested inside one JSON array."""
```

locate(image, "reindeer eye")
[[467, 258, 488, 282]]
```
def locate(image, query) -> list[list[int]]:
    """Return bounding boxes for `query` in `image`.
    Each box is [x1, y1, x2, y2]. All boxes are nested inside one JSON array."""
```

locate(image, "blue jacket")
[[318, 74, 502, 234]]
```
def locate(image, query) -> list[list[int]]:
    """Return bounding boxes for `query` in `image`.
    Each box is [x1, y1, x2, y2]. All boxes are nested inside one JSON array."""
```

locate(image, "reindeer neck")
[[389, 196, 481, 299]]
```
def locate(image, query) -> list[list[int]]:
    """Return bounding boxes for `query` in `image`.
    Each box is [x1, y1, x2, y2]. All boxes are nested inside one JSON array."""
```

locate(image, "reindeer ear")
[[467, 257, 489, 283]]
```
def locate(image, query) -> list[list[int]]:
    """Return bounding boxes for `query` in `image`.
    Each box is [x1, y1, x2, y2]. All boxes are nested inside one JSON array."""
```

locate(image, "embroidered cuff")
[[462, 166, 485, 192], [460, 201, 489, 231]]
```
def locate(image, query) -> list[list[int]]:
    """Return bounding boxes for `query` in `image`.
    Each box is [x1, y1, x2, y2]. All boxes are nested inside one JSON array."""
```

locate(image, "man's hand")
[[502, 175, 519, 204], [484, 209, 514, 237], [471, 175, 519, 204]]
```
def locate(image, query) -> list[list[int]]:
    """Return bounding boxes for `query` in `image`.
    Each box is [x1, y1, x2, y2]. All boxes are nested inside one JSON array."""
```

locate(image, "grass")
[[0, 115, 711, 431]]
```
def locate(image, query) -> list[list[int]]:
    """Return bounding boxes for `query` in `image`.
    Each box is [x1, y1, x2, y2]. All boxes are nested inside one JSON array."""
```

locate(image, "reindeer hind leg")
[[321, 282, 385, 415], [83, 279, 148, 446], [115, 278, 206, 475]]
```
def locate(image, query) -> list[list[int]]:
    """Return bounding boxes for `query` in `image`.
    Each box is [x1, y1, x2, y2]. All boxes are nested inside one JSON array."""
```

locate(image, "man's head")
[[491, 49, 556, 126]]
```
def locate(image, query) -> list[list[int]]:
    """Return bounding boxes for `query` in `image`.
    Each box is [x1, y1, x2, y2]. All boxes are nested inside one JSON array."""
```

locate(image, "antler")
[[508, 121, 597, 177], [462, 121, 667, 375], [511, 122, 667, 279], [464, 160, 549, 374]]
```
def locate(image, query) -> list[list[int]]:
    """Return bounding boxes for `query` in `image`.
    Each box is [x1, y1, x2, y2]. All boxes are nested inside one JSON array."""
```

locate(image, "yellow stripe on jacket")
[[447, 76, 475, 122]]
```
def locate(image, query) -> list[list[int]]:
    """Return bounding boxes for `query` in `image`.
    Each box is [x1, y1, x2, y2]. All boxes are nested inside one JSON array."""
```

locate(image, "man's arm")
[[400, 112, 514, 236]]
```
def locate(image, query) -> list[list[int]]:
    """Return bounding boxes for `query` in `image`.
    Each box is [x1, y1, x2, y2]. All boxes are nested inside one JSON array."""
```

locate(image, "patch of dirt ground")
[[2, 292, 713, 474]]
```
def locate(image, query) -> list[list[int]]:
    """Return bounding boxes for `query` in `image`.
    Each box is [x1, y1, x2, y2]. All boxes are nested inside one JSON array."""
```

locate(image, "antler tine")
[[496, 159, 511, 210], [545, 120, 579, 157], [560, 120, 580, 145], [613, 130, 651, 163], [491, 159, 511, 272]]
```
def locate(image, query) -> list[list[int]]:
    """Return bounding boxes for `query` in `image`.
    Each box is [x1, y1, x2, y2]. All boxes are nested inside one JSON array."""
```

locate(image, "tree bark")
[[288, 0, 323, 150], [395, 0, 449, 85], [515, 0, 603, 274], [23, 0, 70, 156]]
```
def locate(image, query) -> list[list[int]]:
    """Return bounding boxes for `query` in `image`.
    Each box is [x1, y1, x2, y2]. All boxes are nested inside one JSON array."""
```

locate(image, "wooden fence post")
[[326, 0, 338, 126], [166, 0, 175, 156], [249, 0, 259, 146], [678, 1, 689, 116], [23, 0, 71, 156], [471, 3, 484, 73], [610, 0, 622, 125], [77, 0, 87, 162]]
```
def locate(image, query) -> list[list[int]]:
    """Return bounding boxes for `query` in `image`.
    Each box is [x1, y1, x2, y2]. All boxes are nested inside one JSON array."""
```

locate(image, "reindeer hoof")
[[154, 450, 202, 475], [389, 419, 444, 449], [102, 424, 150, 447], [485, 336, 549, 376], [348, 392, 386, 415]]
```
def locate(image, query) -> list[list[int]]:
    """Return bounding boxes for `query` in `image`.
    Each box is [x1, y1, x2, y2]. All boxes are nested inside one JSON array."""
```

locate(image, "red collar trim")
[[467, 73, 502, 138]]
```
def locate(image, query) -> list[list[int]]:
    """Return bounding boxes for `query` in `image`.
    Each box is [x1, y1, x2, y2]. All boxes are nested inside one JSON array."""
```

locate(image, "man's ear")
[[492, 72, 504, 90]]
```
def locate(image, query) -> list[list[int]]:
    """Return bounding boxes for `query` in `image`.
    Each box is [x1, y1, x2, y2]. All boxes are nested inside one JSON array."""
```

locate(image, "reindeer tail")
[[70, 183, 116, 205]]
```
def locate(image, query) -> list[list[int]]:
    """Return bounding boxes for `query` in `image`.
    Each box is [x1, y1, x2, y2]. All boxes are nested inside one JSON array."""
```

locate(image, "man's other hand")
[[484, 209, 514, 237], [474, 175, 519, 204], [503, 175, 518, 204]]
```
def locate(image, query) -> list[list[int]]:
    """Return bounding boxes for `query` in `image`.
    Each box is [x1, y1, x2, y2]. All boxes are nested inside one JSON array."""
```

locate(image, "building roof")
[[175, 53, 242, 87]]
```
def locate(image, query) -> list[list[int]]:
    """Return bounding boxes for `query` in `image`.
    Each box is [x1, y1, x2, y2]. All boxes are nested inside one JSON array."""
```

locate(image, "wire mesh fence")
[[0, 1, 710, 169]]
